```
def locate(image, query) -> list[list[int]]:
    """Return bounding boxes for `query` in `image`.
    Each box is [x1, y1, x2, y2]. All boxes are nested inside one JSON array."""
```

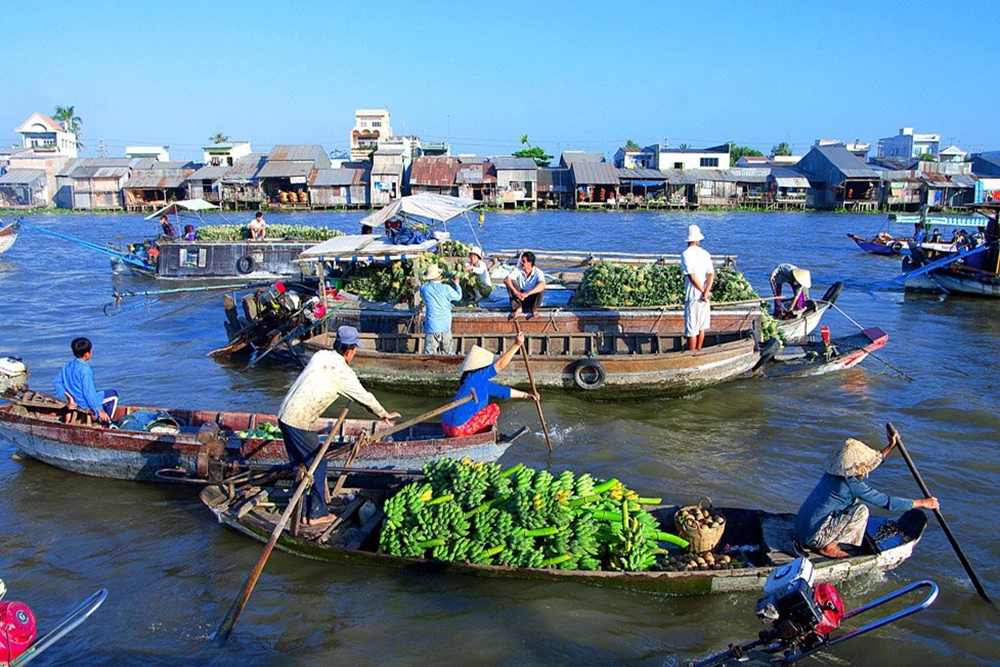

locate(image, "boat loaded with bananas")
[[201, 457, 928, 595], [0, 375, 524, 483]]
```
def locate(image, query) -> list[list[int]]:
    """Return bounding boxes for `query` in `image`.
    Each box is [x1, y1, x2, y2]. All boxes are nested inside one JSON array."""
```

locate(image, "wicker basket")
[[674, 498, 726, 553]]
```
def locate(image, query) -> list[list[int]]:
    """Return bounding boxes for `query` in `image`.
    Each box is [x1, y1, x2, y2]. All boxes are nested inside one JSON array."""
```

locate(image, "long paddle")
[[885, 422, 995, 606], [214, 405, 352, 644], [512, 319, 553, 453]]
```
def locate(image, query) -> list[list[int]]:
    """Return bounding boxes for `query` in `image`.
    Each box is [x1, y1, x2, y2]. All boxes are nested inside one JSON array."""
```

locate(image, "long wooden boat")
[[847, 232, 909, 255], [200, 475, 928, 595], [0, 392, 520, 482], [0, 219, 19, 255], [763, 327, 888, 378]]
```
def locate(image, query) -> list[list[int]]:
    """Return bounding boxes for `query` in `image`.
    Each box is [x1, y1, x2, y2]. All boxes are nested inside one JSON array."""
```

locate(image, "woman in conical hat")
[[441, 332, 539, 438], [795, 437, 939, 559]]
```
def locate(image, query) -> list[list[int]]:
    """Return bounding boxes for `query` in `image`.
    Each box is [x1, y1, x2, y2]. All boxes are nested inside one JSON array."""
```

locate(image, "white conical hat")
[[459, 345, 497, 372], [792, 268, 812, 288], [823, 438, 883, 478]]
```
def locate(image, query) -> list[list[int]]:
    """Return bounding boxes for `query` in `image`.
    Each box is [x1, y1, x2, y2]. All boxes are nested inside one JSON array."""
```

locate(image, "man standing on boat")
[[681, 225, 714, 351], [420, 263, 462, 354], [504, 251, 546, 319], [53, 338, 119, 424], [276, 325, 400, 527], [769, 263, 811, 318]]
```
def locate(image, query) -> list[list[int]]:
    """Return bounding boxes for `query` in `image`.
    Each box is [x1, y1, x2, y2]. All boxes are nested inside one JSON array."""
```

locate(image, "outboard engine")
[[0, 357, 28, 399], [754, 557, 844, 647], [0, 599, 37, 664]]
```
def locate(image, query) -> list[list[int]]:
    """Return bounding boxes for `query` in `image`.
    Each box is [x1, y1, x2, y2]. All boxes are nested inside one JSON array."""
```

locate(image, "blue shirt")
[[420, 280, 462, 334], [53, 358, 106, 414], [442, 364, 513, 427], [796, 472, 914, 544]]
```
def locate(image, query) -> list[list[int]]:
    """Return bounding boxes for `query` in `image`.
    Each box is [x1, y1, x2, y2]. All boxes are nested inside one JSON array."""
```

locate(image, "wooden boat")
[[772, 281, 843, 343], [0, 391, 521, 482], [200, 474, 928, 595], [846, 232, 909, 255], [763, 327, 888, 378], [0, 219, 19, 255]]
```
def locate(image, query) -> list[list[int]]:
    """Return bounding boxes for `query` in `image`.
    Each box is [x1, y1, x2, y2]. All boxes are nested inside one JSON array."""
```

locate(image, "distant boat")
[[846, 232, 909, 255]]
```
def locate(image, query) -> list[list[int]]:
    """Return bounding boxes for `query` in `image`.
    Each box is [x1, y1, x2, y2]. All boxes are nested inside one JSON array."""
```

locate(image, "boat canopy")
[[359, 193, 480, 230], [297, 234, 439, 264], [888, 213, 988, 228], [145, 198, 220, 220]]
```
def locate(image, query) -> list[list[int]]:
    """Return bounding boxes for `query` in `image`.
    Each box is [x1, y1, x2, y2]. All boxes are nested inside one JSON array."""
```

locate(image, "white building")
[[15, 112, 78, 158], [126, 146, 170, 161], [651, 143, 730, 170], [350, 109, 393, 162], [877, 127, 940, 160], [202, 141, 252, 167]]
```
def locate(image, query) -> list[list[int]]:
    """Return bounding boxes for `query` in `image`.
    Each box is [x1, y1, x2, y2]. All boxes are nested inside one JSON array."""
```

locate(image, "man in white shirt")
[[681, 225, 715, 351], [277, 325, 400, 526], [503, 251, 546, 319]]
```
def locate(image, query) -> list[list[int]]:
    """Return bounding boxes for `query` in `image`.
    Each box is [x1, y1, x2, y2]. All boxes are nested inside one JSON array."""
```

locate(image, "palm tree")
[[520, 134, 531, 148], [211, 132, 229, 144], [53, 105, 84, 149]]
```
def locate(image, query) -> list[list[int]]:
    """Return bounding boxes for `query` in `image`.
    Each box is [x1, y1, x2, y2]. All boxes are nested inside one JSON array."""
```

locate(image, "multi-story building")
[[350, 109, 393, 161]]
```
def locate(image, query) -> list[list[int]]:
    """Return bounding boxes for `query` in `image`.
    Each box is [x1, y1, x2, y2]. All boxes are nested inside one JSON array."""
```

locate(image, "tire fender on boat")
[[821, 281, 844, 306], [572, 358, 606, 390], [236, 255, 256, 274], [891, 241, 904, 253]]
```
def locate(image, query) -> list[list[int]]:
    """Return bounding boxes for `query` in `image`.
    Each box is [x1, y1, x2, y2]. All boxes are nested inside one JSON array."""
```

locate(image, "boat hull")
[[113, 240, 316, 280], [0, 223, 18, 255], [847, 234, 907, 255], [765, 327, 888, 378], [929, 270, 1000, 297]]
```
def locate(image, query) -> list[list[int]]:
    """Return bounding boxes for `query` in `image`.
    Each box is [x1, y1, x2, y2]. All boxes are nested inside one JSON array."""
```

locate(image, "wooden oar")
[[329, 390, 479, 495], [512, 319, 553, 453], [885, 423, 995, 606], [214, 405, 352, 644]]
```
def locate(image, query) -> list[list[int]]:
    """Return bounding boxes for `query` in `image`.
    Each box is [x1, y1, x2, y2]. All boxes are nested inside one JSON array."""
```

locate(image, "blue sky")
[[5, 0, 998, 162]]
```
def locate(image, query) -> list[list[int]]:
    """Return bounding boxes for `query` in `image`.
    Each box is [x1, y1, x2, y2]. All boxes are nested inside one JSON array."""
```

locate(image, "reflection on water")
[[0, 210, 998, 665]]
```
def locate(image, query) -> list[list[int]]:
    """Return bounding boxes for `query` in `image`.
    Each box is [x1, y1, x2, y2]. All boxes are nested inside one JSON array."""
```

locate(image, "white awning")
[[296, 234, 439, 263], [359, 193, 480, 229], [145, 198, 220, 219]]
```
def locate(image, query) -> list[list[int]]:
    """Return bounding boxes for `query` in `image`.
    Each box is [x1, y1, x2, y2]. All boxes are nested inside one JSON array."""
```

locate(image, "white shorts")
[[684, 300, 711, 338]]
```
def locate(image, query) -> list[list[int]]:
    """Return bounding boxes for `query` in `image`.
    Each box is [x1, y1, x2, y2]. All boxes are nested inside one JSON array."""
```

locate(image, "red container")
[[0, 600, 37, 663], [820, 325, 831, 345]]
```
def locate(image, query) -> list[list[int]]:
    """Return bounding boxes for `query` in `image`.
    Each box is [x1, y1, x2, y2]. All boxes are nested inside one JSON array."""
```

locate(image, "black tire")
[[820, 281, 843, 306], [236, 255, 255, 274], [890, 241, 904, 253], [572, 358, 606, 391]]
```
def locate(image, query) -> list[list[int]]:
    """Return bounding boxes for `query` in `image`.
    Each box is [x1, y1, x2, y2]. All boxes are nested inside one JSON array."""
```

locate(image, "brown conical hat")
[[823, 438, 883, 478]]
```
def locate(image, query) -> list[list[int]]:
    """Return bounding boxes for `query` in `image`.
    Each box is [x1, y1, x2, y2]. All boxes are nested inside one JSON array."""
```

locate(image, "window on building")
[[700, 157, 719, 168], [673, 162, 683, 169], [372, 121, 382, 128]]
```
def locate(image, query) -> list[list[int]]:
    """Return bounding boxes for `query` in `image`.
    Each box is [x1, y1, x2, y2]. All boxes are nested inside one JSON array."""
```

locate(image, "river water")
[[1, 209, 997, 666]]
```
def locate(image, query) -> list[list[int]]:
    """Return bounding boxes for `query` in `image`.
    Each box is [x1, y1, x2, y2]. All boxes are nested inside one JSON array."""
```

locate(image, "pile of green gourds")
[[379, 458, 687, 571], [345, 260, 413, 303], [193, 224, 344, 242]]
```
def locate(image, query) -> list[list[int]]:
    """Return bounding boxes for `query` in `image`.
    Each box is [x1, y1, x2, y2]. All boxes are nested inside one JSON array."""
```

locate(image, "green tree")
[[771, 141, 792, 157], [53, 105, 83, 149], [513, 134, 552, 167], [625, 139, 640, 149], [728, 141, 764, 166], [211, 132, 229, 144]]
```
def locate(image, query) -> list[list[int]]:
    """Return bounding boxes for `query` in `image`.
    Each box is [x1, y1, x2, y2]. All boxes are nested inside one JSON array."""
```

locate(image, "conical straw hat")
[[792, 268, 812, 288], [823, 438, 883, 478], [459, 345, 497, 372]]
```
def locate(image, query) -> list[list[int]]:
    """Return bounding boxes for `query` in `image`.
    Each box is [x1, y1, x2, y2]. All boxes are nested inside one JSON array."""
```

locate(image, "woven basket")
[[674, 498, 726, 553]]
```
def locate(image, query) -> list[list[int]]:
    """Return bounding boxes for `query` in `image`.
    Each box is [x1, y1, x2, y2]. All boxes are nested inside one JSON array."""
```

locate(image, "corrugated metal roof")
[[372, 163, 402, 177], [258, 161, 313, 178], [125, 170, 189, 189], [770, 167, 810, 188], [536, 167, 572, 191], [267, 144, 327, 161], [617, 168, 666, 182], [951, 174, 976, 187], [311, 168, 363, 187], [0, 168, 45, 185], [561, 151, 605, 166], [221, 153, 267, 183], [727, 168, 770, 184], [410, 157, 460, 187], [660, 169, 699, 185], [813, 145, 879, 178], [60, 158, 134, 178], [456, 163, 490, 184], [490, 157, 538, 170], [571, 161, 619, 184], [188, 165, 229, 180]]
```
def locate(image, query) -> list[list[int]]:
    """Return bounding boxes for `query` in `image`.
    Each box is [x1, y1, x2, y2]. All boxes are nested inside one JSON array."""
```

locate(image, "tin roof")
[[617, 168, 666, 182], [125, 170, 189, 189], [490, 157, 538, 171], [660, 169, 699, 185], [536, 167, 572, 191], [258, 161, 313, 179], [267, 144, 327, 162], [570, 161, 619, 185], [311, 168, 362, 187], [372, 163, 402, 177], [0, 168, 45, 185], [188, 165, 229, 181], [561, 151, 605, 166], [410, 157, 460, 187], [221, 153, 267, 183], [456, 162, 495, 184], [812, 145, 879, 178]]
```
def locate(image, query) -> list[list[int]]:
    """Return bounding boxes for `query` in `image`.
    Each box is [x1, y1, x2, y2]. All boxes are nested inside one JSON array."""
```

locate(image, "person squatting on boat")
[[769, 263, 811, 318], [53, 338, 119, 424], [504, 251, 546, 319], [681, 225, 714, 351], [276, 325, 400, 527], [795, 437, 939, 559], [463, 245, 493, 302], [420, 263, 462, 354], [441, 333, 538, 438], [248, 211, 267, 241]]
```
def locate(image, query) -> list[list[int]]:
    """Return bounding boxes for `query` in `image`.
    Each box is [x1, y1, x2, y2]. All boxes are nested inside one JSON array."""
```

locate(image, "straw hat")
[[469, 245, 484, 259], [823, 438, 883, 478], [686, 225, 705, 243], [792, 268, 812, 289], [423, 264, 443, 280], [459, 345, 497, 372]]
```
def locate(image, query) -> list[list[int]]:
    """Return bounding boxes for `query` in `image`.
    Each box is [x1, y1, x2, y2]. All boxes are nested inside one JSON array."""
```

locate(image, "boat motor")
[[0, 594, 37, 665], [195, 422, 240, 482], [0, 357, 28, 399], [256, 281, 287, 313]]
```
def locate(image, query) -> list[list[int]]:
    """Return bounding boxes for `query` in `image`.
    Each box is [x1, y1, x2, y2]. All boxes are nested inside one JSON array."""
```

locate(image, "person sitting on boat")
[[769, 263, 811, 318], [145, 242, 160, 268], [441, 334, 538, 438], [276, 325, 400, 527], [159, 214, 177, 240], [504, 251, 546, 319], [796, 437, 939, 559], [248, 212, 267, 241], [183, 224, 196, 242], [420, 263, 462, 355], [930, 228, 942, 244], [53, 337, 119, 424], [463, 245, 493, 301]]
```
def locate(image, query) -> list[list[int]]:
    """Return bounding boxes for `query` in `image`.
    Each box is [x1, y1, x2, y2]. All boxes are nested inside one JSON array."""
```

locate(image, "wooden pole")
[[885, 423, 994, 607], [512, 319, 553, 453], [214, 405, 352, 644]]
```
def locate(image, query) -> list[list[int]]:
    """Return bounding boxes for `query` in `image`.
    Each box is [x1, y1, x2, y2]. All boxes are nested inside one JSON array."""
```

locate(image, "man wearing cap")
[[681, 225, 714, 351], [420, 263, 463, 354], [277, 325, 400, 527], [462, 245, 493, 302], [796, 437, 939, 558], [504, 251, 546, 319], [441, 332, 538, 437], [769, 263, 811, 318]]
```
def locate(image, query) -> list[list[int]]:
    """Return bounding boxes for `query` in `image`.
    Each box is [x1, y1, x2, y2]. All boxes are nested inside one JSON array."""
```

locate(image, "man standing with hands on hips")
[[681, 225, 714, 351]]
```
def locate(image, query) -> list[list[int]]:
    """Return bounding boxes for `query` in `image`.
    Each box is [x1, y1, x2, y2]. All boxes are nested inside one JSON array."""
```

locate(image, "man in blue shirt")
[[420, 263, 462, 354], [53, 338, 119, 423]]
